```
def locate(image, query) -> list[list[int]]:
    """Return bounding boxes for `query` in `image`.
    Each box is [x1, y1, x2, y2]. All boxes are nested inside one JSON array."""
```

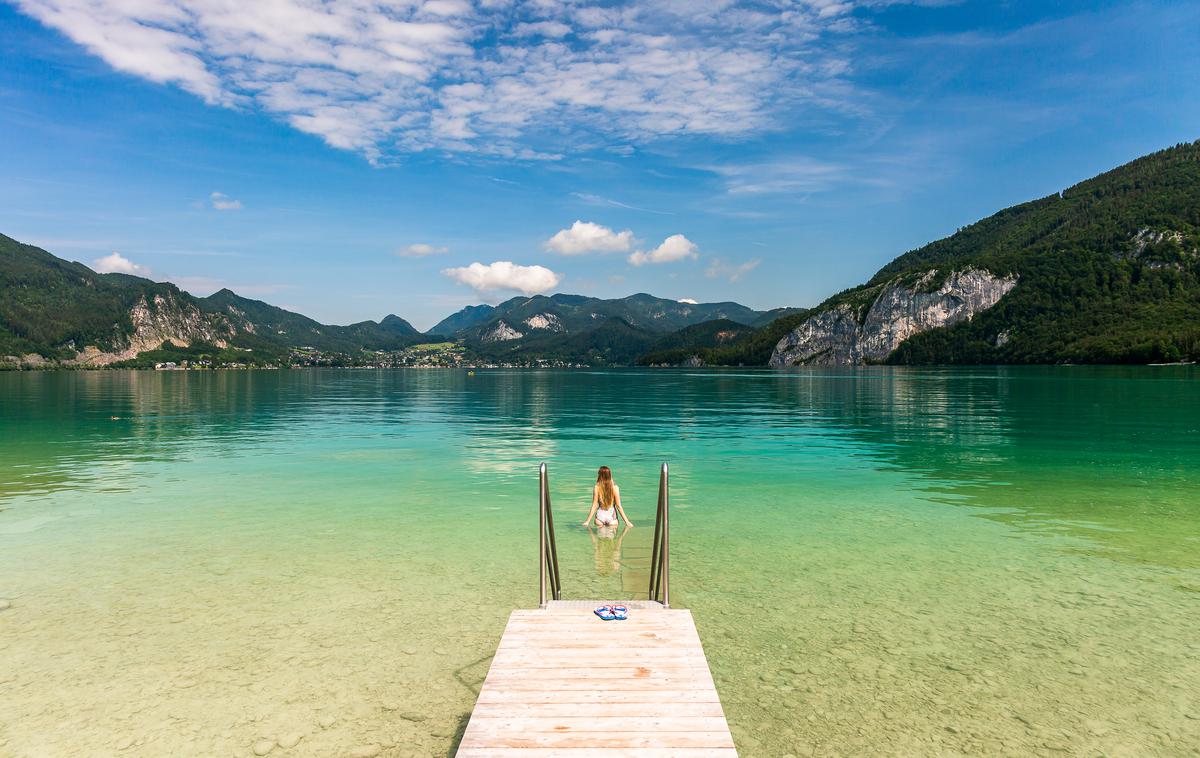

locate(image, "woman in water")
[[582, 465, 634, 528]]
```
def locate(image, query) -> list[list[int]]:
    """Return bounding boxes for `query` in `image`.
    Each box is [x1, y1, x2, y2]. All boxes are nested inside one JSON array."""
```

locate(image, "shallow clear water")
[[0, 368, 1197, 757]]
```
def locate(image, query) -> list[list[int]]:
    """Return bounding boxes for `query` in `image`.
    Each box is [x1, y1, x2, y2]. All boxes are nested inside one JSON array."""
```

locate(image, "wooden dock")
[[456, 601, 736, 756]]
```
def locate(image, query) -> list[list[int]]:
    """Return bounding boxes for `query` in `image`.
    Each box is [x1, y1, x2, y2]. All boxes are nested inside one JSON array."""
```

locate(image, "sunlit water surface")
[[1, 368, 1197, 757]]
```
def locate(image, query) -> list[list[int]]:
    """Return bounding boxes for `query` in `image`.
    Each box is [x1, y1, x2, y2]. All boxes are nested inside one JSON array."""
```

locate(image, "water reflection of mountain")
[[764, 366, 1200, 570], [0, 370, 433, 501]]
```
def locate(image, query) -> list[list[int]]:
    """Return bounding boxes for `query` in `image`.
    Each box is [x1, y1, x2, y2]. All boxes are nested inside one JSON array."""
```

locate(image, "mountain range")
[[0, 234, 791, 367], [431, 293, 801, 365], [2, 140, 1198, 368], [0, 234, 424, 366]]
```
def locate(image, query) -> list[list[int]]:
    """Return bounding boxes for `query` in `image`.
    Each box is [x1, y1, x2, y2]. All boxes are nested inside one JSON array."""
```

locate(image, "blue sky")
[[1, 0, 1198, 330]]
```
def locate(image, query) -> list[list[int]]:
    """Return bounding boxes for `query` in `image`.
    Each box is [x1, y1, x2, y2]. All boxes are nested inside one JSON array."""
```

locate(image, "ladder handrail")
[[544, 466, 561, 601], [648, 462, 670, 608], [538, 463, 562, 607], [538, 464, 546, 607], [540, 461, 668, 608]]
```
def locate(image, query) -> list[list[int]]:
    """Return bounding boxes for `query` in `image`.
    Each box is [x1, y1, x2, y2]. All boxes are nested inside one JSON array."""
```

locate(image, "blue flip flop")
[[594, 605, 616, 621], [611, 604, 628, 621]]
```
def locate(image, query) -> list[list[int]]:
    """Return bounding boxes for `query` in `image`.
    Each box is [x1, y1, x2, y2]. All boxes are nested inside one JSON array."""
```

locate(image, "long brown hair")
[[596, 466, 615, 507]]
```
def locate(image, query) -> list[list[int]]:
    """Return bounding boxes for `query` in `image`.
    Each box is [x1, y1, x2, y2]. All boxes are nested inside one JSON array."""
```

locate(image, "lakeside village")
[[152, 342, 588, 370]]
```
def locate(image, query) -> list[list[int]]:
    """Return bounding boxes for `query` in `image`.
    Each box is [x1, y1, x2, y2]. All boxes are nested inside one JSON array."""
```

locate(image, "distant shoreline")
[[2, 362, 1196, 373]]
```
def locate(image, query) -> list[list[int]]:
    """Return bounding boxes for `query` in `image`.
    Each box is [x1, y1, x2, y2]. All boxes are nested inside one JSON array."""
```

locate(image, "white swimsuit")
[[596, 506, 618, 525]]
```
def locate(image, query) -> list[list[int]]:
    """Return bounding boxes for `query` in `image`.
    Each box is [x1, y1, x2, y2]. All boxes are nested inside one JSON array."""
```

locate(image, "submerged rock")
[[278, 733, 304, 749], [252, 738, 275, 756]]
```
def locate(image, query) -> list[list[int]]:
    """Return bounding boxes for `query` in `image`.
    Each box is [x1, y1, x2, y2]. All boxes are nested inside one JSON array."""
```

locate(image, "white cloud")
[[628, 234, 699, 266], [704, 157, 848, 195], [210, 191, 243, 210], [442, 261, 561, 296], [678, 298, 699, 304], [397, 243, 449, 258], [93, 252, 151, 276], [513, 21, 572, 38], [543, 220, 634, 255], [707, 257, 762, 282], [12, 1, 876, 161]]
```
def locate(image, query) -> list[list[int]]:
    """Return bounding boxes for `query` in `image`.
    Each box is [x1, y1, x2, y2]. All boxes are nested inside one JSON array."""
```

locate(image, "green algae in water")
[[0, 367, 1197, 756]]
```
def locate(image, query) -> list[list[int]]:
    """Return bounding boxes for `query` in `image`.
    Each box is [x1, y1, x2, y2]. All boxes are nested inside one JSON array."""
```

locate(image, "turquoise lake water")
[[1, 368, 1197, 757]]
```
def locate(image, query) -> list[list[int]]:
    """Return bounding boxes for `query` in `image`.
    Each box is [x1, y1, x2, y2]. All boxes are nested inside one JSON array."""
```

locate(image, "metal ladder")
[[538, 462, 671, 608]]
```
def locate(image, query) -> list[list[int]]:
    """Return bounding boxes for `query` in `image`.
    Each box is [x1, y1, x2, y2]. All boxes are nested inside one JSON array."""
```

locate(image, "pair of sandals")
[[593, 604, 628, 621]]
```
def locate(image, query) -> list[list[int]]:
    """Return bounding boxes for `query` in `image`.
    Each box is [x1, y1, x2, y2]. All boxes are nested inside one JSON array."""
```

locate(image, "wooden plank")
[[461, 717, 732, 733], [504, 616, 690, 624], [457, 732, 737, 749], [496, 630, 694, 639], [486, 665, 712, 675], [476, 678, 715, 692], [457, 606, 736, 756], [493, 645, 706, 653], [496, 630, 698, 639], [494, 639, 695, 649], [493, 643, 702, 653], [542, 600, 666, 611], [468, 702, 727, 718], [473, 690, 723, 705], [457, 749, 737, 758], [487, 652, 710, 666], [498, 626, 691, 633]]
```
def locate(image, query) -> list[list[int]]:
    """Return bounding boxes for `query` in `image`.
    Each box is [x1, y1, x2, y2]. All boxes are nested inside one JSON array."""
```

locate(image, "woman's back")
[[596, 482, 619, 508], [585, 465, 633, 528]]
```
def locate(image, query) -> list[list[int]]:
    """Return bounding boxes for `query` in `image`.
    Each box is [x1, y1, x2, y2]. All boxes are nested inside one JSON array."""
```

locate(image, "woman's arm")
[[582, 485, 600, 526], [613, 486, 634, 527]]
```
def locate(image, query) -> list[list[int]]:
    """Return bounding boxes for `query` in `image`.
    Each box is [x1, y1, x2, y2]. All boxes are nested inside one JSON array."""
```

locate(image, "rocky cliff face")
[[770, 269, 1018, 366], [481, 321, 524, 343], [71, 294, 231, 366], [523, 313, 565, 332]]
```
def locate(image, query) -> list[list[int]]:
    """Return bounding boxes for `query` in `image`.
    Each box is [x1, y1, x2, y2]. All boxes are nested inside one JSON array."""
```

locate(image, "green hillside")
[[1, 237, 425, 364], [816, 141, 1200, 364], [473, 317, 659, 366], [427, 304, 495, 335], [635, 319, 757, 365], [200, 289, 423, 354], [638, 310, 812, 366], [0, 233, 220, 360]]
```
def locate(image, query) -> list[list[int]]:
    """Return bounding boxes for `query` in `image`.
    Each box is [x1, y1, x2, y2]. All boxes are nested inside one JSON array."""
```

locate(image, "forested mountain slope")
[[0, 235, 425, 366], [770, 141, 1200, 365]]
